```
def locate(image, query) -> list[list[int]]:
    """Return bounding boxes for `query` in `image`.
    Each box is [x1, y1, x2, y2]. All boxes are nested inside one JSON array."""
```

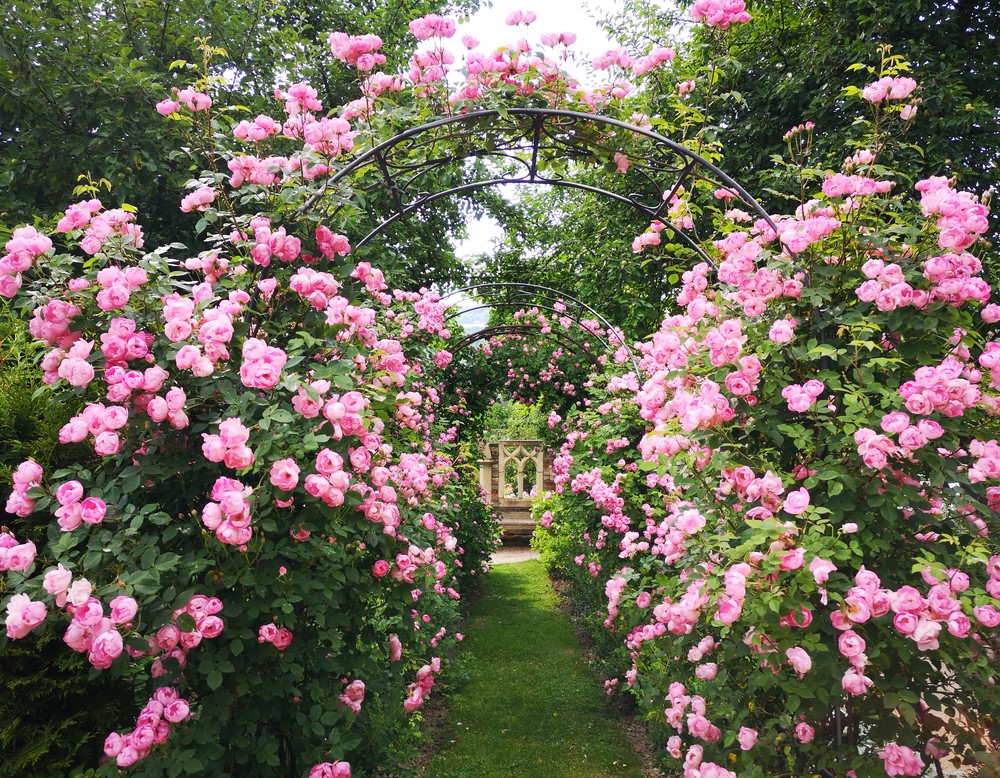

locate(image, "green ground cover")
[[421, 560, 645, 778]]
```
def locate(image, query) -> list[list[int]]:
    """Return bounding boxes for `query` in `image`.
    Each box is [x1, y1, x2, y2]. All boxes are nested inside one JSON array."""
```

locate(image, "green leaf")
[[207, 670, 224, 691], [176, 612, 197, 633]]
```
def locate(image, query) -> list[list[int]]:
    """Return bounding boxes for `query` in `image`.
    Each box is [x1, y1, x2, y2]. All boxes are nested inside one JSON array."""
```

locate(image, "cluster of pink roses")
[[309, 761, 351, 778], [201, 477, 254, 546], [408, 13, 456, 40], [59, 401, 129, 456], [104, 687, 192, 768], [140, 595, 225, 678], [853, 414, 944, 470], [75, 207, 144, 256], [250, 218, 302, 265], [328, 32, 386, 70], [781, 380, 826, 413], [897, 356, 981, 418], [30, 297, 80, 348], [4, 459, 44, 517], [303, 448, 353, 508], [240, 337, 288, 390], [202, 417, 255, 470], [0, 530, 36, 572], [291, 268, 343, 309], [690, 0, 751, 29], [917, 175, 991, 252], [4, 592, 48, 639], [258, 622, 293, 650], [233, 113, 281, 142], [54, 479, 107, 531], [631, 219, 666, 253], [403, 657, 440, 712], [0, 225, 53, 297], [861, 76, 918, 103], [179, 185, 215, 213], [822, 172, 894, 199]]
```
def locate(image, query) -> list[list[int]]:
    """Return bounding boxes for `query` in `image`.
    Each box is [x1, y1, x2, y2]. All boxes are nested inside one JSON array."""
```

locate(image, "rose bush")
[[0, 22, 531, 776], [533, 55, 1000, 778]]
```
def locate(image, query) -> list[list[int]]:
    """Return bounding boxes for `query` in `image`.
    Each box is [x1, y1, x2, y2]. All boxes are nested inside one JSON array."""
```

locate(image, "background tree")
[[0, 0, 481, 287], [608, 0, 1000, 235]]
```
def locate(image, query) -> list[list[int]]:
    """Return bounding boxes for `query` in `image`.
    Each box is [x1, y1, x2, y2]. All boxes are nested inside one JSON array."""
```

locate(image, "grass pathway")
[[421, 560, 646, 778]]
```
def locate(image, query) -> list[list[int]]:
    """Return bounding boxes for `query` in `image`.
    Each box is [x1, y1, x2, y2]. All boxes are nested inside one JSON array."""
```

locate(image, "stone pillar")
[[478, 442, 494, 501]]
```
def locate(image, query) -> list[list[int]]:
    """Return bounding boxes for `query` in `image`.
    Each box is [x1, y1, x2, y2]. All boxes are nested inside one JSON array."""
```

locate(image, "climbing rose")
[[879, 743, 924, 776], [786, 646, 812, 677], [309, 762, 351, 778], [738, 727, 757, 750], [795, 722, 815, 744]]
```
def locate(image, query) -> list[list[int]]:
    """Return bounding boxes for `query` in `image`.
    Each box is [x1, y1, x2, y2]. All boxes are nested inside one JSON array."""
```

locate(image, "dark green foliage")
[[0, 0, 481, 256], [618, 0, 1000, 229]]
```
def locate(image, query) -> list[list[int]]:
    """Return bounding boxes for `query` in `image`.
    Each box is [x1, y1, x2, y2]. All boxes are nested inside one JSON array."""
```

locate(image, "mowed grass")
[[421, 560, 645, 778]]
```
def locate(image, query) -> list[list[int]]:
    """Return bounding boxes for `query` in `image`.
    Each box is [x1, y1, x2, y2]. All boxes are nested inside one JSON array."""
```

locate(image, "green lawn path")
[[421, 560, 646, 778]]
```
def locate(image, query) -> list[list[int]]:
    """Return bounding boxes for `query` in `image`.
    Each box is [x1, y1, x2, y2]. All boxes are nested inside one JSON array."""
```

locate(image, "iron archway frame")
[[311, 108, 781, 267], [309, 107, 782, 376], [440, 281, 639, 376], [447, 323, 600, 364]]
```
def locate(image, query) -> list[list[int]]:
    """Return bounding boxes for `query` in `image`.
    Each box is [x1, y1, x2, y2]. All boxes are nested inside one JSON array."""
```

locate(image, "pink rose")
[[973, 604, 1000, 627], [841, 668, 873, 696], [164, 699, 191, 723], [110, 596, 138, 624], [80, 497, 107, 524], [373, 560, 390, 578], [911, 618, 942, 650], [836, 628, 865, 660], [269, 458, 300, 491], [782, 487, 810, 515], [879, 743, 924, 776], [785, 646, 812, 677], [89, 628, 124, 669], [778, 547, 805, 570], [272, 628, 293, 650], [55, 480, 85, 506], [309, 762, 352, 778], [794, 722, 815, 744], [389, 634, 402, 662], [737, 726, 757, 750]]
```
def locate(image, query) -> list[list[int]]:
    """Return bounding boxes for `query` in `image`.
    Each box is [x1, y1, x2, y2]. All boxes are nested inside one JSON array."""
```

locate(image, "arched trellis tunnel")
[[439, 282, 641, 377], [312, 107, 781, 384], [314, 108, 780, 270]]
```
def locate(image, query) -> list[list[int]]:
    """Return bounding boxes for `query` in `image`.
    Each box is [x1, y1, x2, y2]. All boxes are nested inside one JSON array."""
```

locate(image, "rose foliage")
[[529, 46, 1000, 778]]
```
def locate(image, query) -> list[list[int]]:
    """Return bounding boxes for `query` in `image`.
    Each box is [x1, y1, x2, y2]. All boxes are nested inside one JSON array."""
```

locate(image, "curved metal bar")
[[444, 302, 619, 357], [440, 281, 640, 377], [322, 108, 779, 234], [350, 177, 716, 267], [449, 323, 599, 362], [307, 109, 782, 387]]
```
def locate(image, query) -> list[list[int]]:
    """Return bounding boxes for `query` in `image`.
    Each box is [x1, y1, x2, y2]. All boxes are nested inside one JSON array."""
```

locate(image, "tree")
[[0, 0, 481, 279], [611, 0, 1000, 234]]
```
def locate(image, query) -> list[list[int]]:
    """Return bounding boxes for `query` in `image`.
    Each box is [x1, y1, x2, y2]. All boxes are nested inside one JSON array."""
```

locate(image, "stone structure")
[[478, 440, 554, 541]]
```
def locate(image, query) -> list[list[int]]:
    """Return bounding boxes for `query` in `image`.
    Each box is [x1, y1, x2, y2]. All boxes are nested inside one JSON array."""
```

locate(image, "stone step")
[[499, 516, 536, 540]]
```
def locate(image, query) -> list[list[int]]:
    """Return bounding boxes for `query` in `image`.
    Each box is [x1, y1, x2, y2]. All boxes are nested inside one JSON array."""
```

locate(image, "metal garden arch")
[[311, 108, 781, 370]]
